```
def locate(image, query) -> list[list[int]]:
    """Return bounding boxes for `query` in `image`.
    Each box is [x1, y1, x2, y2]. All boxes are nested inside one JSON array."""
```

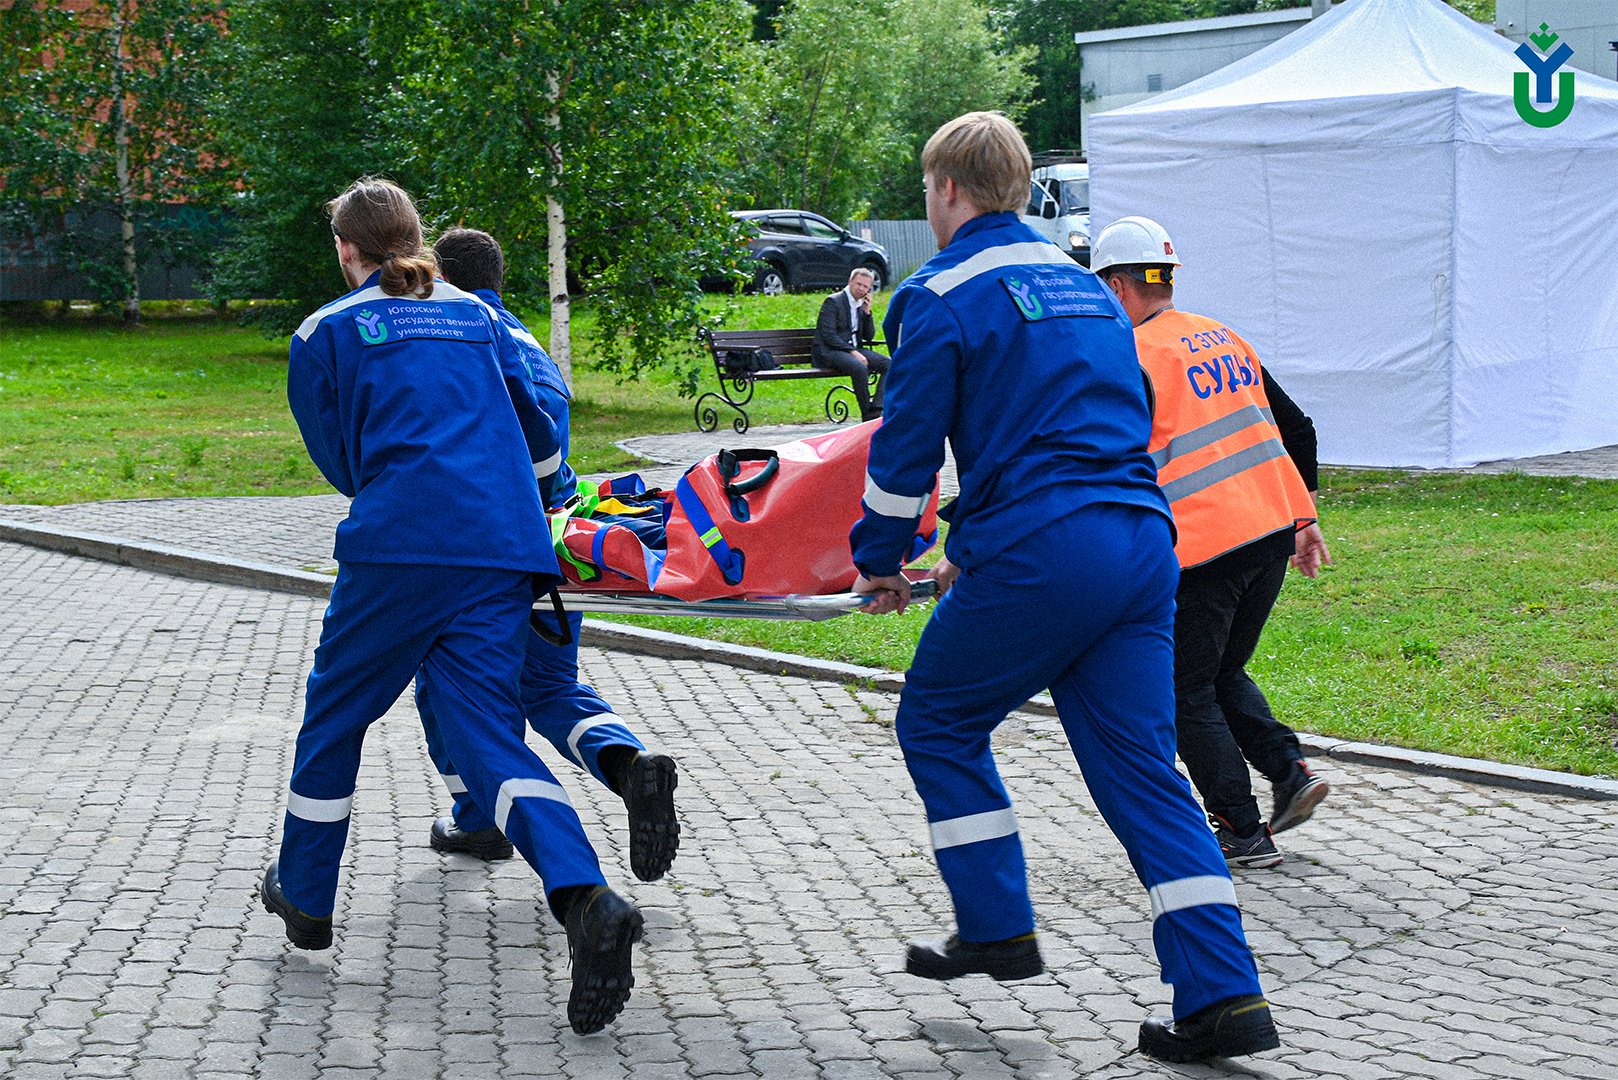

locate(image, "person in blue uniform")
[[417, 227, 679, 883], [850, 114, 1279, 1064], [261, 178, 642, 1036]]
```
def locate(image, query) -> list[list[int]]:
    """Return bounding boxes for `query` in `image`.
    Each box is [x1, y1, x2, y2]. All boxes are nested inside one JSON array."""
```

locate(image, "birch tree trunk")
[[546, 191, 571, 387], [544, 72, 571, 387], [110, 1, 139, 324]]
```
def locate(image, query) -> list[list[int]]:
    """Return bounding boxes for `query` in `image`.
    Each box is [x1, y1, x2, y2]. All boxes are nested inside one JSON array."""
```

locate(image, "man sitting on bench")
[[813, 267, 890, 422]]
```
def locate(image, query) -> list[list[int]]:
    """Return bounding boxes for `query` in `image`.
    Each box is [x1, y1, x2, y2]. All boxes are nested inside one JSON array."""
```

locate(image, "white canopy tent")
[[1088, 0, 1618, 468]]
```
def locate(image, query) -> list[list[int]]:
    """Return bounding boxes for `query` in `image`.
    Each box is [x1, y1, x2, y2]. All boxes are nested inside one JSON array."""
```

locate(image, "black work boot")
[[1139, 994, 1280, 1062], [1270, 761, 1330, 835], [429, 816, 515, 861], [563, 886, 644, 1035], [905, 932, 1043, 982], [260, 860, 333, 950], [621, 752, 680, 882]]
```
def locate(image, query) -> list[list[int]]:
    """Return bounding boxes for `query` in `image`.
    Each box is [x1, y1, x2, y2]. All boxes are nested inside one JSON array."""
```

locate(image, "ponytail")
[[327, 178, 436, 298], [378, 251, 438, 299]]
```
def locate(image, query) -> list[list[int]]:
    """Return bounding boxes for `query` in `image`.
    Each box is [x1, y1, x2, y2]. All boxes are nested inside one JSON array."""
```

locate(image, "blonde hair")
[[327, 177, 437, 298], [921, 112, 1032, 214]]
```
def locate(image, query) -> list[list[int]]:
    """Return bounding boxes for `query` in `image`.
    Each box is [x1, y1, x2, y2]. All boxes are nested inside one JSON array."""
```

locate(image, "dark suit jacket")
[[813, 290, 877, 364]]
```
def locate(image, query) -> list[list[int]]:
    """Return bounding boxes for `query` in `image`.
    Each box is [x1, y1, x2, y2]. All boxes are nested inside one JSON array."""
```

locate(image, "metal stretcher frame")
[[556, 577, 941, 622]]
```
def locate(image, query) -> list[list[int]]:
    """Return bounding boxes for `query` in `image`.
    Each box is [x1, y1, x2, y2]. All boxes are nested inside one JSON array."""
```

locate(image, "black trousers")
[[817, 347, 889, 419], [1173, 551, 1302, 834]]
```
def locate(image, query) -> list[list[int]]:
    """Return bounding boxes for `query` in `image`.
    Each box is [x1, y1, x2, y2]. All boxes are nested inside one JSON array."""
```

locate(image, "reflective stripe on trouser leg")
[[521, 609, 642, 787], [1045, 508, 1262, 1020], [420, 573, 605, 894], [897, 585, 1049, 943], [925, 804, 1028, 941], [279, 562, 451, 917], [417, 672, 497, 833]]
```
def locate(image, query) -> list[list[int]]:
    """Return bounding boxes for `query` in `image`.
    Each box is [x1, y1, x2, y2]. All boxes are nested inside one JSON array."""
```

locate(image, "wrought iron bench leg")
[[695, 376, 756, 434], [823, 383, 856, 424]]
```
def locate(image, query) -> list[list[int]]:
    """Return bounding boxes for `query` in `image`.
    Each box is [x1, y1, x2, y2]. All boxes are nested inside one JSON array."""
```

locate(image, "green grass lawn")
[[3, 302, 1616, 777], [0, 295, 873, 499], [608, 470, 1618, 779]]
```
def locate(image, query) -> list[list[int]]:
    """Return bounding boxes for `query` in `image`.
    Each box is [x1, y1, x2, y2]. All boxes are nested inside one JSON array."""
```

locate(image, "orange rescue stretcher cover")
[[548, 421, 939, 602]]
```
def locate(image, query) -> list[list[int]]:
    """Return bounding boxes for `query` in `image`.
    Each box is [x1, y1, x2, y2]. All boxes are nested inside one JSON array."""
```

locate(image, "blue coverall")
[[416, 291, 645, 826], [850, 212, 1263, 1020], [279, 273, 606, 919]]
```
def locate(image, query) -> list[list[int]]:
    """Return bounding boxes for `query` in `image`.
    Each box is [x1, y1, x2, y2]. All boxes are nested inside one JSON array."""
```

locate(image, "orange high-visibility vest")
[[1135, 308, 1316, 570]]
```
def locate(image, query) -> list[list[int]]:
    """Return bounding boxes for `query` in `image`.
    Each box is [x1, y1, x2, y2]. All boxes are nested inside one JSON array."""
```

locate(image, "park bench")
[[695, 327, 883, 435]]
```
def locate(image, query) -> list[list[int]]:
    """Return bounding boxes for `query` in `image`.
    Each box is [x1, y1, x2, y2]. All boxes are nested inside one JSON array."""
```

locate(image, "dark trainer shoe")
[[1271, 762, 1330, 835], [905, 933, 1044, 982], [1214, 820, 1283, 869], [261, 860, 333, 950], [1139, 994, 1280, 1062], [565, 886, 644, 1035], [623, 753, 680, 882], [429, 816, 515, 861]]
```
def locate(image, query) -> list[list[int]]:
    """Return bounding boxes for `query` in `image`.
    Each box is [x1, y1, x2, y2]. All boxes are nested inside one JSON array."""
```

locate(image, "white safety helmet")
[[1090, 216, 1182, 280]]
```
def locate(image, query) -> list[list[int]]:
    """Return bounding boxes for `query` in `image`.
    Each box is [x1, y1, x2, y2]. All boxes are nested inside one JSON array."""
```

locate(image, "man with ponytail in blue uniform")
[[418, 228, 679, 884], [851, 114, 1279, 1064], [261, 178, 642, 1036]]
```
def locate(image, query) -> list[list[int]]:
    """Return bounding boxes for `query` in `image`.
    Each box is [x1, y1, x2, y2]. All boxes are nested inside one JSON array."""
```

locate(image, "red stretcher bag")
[[550, 420, 938, 601]]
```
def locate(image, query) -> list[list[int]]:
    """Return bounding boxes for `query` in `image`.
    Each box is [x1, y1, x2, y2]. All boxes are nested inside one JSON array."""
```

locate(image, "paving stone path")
[[2, 430, 1617, 1078]]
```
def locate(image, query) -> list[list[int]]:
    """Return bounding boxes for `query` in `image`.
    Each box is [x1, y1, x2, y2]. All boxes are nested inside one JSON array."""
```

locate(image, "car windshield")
[[1026, 181, 1049, 216], [1059, 179, 1089, 215]]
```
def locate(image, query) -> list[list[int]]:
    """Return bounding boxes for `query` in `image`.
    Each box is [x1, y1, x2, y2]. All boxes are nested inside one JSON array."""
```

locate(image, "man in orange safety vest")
[[1093, 215, 1332, 869]]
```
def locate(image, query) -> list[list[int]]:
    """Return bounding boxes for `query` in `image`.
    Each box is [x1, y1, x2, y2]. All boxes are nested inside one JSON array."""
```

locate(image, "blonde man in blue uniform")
[[262, 179, 641, 1036], [851, 114, 1279, 1064]]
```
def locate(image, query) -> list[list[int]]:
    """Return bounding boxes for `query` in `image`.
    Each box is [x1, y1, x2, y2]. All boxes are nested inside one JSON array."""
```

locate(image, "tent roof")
[[1111, 0, 1618, 114]]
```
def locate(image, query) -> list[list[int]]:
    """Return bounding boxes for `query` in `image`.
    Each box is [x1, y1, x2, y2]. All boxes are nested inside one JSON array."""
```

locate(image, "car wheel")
[[755, 264, 787, 296], [861, 261, 886, 291]]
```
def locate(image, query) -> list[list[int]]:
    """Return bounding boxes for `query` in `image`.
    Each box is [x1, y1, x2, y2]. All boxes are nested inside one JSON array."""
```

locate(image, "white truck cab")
[[1021, 158, 1090, 266]]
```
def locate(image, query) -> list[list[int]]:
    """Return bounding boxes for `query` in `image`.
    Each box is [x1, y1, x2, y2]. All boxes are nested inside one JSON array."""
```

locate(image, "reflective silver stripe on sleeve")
[[929, 807, 1019, 851], [925, 242, 1076, 297], [863, 472, 930, 519], [533, 450, 562, 479], [294, 285, 390, 341], [493, 778, 573, 834], [286, 792, 353, 823], [1159, 438, 1289, 504], [506, 323, 543, 350], [1148, 875, 1239, 920], [566, 715, 623, 768], [1150, 405, 1276, 469], [440, 772, 468, 795]]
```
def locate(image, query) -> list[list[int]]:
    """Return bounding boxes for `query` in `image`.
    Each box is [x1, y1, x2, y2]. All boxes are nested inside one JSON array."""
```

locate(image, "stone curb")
[[5, 515, 1615, 802], [0, 518, 336, 598]]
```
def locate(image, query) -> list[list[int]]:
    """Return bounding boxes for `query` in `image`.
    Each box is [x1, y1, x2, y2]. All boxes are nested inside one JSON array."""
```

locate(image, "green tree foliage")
[[744, 0, 901, 218], [746, 0, 1030, 222], [866, 0, 1036, 219], [1445, 0, 1495, 21], [0, 0, 229, 321], [388, 0, 756, 385], [209, 1, 414, 330]]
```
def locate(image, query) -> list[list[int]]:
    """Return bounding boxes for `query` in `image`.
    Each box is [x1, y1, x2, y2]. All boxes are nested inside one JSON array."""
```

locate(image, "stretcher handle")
[[716, 448, 779, 497]]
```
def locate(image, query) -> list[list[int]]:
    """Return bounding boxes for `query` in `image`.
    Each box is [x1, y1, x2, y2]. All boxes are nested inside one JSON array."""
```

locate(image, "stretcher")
[[544, 423, 941, 623], [557, 575, 940, 622]]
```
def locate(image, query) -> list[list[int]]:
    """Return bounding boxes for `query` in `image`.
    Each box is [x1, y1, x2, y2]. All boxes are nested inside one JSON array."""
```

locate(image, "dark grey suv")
[[727, 210, 892, 295]]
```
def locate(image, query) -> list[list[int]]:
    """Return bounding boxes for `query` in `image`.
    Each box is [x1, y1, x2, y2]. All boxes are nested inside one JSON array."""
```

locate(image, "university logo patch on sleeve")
[[353, 300, 494, 346], [1002, 271, 1114, 321]]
